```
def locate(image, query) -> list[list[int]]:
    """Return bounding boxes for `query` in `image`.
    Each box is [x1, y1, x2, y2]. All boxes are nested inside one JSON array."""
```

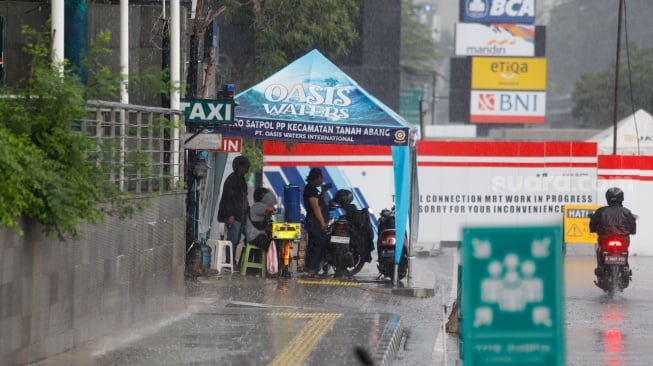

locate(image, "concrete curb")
[[378, 314, 404, 366], [391, 286, 436, 298]]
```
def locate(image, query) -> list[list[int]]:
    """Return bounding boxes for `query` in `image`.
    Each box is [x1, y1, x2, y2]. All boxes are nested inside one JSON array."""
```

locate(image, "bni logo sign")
[[470, 90, 546, 124]]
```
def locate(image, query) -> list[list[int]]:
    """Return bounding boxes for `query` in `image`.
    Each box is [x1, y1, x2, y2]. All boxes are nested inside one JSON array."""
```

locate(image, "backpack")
[[248, 211, 269, 231]]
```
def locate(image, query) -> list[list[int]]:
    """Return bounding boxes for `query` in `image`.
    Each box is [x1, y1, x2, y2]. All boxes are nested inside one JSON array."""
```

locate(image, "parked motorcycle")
[[323, 189, 374, 278], [594, 235, 632, 296], [376, 206, 408, 281]]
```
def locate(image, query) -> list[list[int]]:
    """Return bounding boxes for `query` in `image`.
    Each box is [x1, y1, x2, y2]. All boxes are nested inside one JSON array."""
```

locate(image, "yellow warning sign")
[[563, 204, 601, 244]]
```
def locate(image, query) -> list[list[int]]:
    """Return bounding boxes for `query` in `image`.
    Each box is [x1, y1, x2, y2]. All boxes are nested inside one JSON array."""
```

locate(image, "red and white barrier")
[[263, 140, 652, 255]]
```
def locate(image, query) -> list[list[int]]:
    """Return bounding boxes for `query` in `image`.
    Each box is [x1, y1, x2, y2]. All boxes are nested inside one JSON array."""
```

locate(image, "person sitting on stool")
[[245, 187, 277, 261]]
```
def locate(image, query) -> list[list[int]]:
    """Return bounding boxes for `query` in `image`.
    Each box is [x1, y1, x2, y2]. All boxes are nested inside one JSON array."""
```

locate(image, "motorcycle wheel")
[[380, 255, 408, 280], [344, 250, 365, 276]]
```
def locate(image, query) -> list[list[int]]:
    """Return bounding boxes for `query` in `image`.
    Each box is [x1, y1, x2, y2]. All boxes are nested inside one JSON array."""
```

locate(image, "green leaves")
[[401, 0, 440, 78], [220, 0, 360, 90], [572, 44, 653, 127], [0, 26, 153, 240]]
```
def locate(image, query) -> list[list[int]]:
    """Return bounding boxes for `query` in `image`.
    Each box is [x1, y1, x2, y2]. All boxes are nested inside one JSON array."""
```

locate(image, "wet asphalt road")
[[564, 244, 653, 366], [29, 243, 653, 366], [30, 243, 456, 366]]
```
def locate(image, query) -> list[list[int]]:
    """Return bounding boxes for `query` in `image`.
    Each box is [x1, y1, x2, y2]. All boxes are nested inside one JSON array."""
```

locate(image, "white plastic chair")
[[207, 239, 233, 272]]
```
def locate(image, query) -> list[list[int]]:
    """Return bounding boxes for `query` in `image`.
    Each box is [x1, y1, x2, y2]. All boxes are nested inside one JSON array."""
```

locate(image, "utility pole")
[[612, 0, 624, 155]]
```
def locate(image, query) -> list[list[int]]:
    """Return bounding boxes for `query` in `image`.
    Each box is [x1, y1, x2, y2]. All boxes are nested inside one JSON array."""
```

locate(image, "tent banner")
[[220, 118, 410, 146], [226, 49, 411, 146]]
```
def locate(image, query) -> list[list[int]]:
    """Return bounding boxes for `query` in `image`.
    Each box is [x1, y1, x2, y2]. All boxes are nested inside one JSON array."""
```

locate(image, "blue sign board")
[[462, 0, 536, 24]]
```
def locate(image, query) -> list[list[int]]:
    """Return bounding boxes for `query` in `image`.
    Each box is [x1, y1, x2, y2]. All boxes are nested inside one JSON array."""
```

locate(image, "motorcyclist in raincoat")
[[589, 187, 637, 275]]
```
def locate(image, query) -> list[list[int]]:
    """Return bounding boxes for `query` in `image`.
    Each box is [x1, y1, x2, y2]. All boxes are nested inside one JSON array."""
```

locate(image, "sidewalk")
[[29, 253, 446, 366]]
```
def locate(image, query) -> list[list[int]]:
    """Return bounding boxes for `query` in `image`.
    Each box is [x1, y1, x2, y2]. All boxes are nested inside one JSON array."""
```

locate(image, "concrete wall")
[[0, 193, 186, 366]]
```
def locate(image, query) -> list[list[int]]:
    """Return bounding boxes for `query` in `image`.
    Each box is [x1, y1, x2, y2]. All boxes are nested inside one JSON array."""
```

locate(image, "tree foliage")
[[548, 0, 653, 97], [215, 0, 361, 175], [217, 0, 360, 93], [572, 44, 653, 127], [400, 0, 440, 86], [0, 26, 151, 239]]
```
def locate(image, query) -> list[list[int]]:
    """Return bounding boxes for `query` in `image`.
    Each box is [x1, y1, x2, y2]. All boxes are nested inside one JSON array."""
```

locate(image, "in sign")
[[221, 137, 242, 153]]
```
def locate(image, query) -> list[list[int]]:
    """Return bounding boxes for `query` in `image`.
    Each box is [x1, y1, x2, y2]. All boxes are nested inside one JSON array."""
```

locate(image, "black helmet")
[[332, 189, 354, 205], [232, 156, 250, 171], [605, 187, 624, 205]]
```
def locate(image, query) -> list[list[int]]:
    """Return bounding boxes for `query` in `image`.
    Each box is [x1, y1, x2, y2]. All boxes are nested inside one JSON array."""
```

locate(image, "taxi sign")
[[180, 99, 234, 124], [462, 226, 565, 366], [563, 204, 601, 244]]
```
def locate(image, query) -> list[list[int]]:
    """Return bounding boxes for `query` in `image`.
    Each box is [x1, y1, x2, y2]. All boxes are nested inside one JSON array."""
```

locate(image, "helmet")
[[605, 187, 624, 205], [232, 156, 250, 171], [332, 189, 354, 205]]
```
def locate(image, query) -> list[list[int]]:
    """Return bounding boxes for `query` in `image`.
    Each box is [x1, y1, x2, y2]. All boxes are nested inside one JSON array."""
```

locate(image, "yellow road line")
[[296, 279, 361, 287], [267, 312, 343, 366]]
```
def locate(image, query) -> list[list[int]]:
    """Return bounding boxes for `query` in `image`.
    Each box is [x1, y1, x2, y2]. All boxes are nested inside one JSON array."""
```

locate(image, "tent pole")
[[407, 133, 419, 284]]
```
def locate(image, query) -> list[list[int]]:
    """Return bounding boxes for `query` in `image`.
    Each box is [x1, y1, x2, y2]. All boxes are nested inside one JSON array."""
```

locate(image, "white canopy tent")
[[587, 109, 653, 155]]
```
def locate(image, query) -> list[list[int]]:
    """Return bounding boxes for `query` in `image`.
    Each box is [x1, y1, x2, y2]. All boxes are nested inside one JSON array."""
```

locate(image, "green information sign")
[[462, 226, 565, 366], [180, 98, 235, 124], [399, 89, 423, 125]]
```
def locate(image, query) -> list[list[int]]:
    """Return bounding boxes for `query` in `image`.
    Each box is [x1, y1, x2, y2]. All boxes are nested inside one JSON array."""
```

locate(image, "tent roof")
[[218, 49, 411, 146], [587, 109, 653, 155]]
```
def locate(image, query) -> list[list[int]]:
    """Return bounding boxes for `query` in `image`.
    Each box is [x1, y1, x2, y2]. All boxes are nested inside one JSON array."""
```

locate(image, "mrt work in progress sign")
[[563, 204, 601, 244], [462, 226, 565, 366]]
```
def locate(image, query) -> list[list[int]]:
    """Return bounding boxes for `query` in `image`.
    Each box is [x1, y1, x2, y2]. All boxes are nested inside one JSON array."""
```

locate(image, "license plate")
[[604, 256, 626, 264], [330, 236, 350, 244], [382, 249, 395, 258]]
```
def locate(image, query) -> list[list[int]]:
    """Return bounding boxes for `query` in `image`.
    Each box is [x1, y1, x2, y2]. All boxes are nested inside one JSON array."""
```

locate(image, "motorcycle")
[[376, 206, 408, 281], [594, 235, 632, 296], [323, 189, 374, 278]]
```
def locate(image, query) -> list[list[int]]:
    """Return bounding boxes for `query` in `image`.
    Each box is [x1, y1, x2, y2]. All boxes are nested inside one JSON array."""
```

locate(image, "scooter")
[[376, 206, 408, 281], [323, 189, 374, 278], [594, 235, 632, 296]]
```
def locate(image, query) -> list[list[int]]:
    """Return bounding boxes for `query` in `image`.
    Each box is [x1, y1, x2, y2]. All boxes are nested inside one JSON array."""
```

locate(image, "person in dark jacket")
[[303, 168, 330, 278], [589, 187, 637, 273], [218, 155, 250, 265]]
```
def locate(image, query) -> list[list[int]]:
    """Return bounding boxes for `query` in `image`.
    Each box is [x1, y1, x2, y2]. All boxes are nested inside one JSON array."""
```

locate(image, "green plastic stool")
[[240, 242, 267, 278]]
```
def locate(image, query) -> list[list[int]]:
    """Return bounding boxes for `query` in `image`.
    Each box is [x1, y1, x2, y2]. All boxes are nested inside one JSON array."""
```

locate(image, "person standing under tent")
[[218, 155, 250, 268], [303, 168, 330, 278]]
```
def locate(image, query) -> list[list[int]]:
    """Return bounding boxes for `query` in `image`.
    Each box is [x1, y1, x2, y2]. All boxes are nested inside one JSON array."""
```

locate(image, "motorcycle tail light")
[[336, 222, 347, 234], [606, 239, 624, 251]]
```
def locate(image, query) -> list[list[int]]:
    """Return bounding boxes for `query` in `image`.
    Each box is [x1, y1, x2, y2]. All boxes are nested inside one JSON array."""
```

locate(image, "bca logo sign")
[[463, 0, 536, 24]]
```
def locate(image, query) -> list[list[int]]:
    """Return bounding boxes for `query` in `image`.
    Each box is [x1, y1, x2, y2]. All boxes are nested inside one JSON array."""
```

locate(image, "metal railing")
[[81, 100, 184, 194]]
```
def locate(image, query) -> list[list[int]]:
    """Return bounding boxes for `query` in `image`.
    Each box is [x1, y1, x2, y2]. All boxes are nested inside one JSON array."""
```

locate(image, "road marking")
[[267, 312, 342, 366], [433, 249, 459, 361], [297, 279, 361, 287]]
